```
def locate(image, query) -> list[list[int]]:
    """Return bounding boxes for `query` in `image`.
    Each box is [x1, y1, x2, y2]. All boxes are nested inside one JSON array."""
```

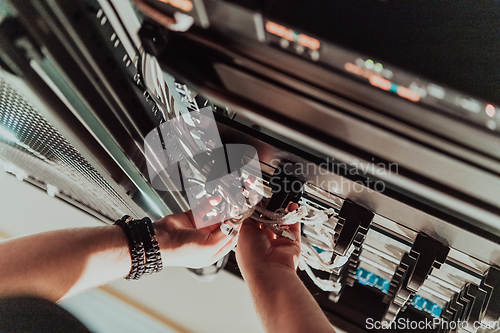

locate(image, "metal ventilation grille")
[[0, 75, 139, 222]]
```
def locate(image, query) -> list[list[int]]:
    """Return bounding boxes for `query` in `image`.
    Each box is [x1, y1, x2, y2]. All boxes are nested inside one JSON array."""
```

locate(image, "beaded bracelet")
[[132, 217, 163, 275], [114, 216, 163, 280]]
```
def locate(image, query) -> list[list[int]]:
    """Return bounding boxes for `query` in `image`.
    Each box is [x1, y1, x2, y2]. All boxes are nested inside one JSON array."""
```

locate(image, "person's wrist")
[[152, 222, 172, 254], [241, 261, 298, 285]]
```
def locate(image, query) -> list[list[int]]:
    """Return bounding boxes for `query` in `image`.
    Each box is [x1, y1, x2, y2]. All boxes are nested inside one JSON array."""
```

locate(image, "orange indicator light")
[[369, 75, 391, 91], [345, 62, 364, 76], [158, 0, 193, 12], [266, 21, 294, 41], [345, 62, 420, 102], [266, 21, 320, 50], [345, 63, 372, 79], [298, 34, 320, 50], [486, 104, 496, 118], [396, 86, 421, 102]]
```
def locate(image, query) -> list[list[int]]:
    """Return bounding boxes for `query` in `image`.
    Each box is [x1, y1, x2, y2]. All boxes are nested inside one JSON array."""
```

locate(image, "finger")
[[209, 194, 223, 206], [241, 218, 267, 238], [185, 210, 196, 228], [214, 236, 238, 259], [202, 216, 243, 234], [203, 211, 228, 227], [264, 222, 301, 245], [240, 217, 259, 234], [207, 224, 234, 245], [286, 222, 301, 244], [270, 235, 299, 247], [200, 218, 237, 236], [287, 221, 301, 237], [191, 194, 222, 222], [240, 218, 270, 246], [261, 223, 280, 241], [190, 205, 224, 230], [198, 220, 221, 233], [286, 201, 299, 212], [186, 210, 213, 229]]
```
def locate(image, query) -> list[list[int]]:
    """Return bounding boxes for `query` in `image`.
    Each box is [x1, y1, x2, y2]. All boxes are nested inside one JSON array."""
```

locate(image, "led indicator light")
[[298, 34, 320, 50], [382, 69, 393, 79], [266, 21, 320, 50], [310, 50, 320, 61], [397, 86, 421, 102], [486, 119, 497, 130], [369, 75, 391, 91], [279, 38, 289, 49], [345, 63, 365, 76], [345, 62, 420, 102], [427, 84, 445, 99], [365, 59, 374, 69], [486, 104, 496, 118], [266, 21, 294, 41], [374, 62, 383, 73], [460, 98, 481, 113]]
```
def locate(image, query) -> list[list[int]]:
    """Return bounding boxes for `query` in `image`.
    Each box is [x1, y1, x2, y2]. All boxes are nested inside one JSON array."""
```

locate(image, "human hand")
[[236, 202, 300, 280], [235, 203, 338, 333], [153, 195, 239, 268]]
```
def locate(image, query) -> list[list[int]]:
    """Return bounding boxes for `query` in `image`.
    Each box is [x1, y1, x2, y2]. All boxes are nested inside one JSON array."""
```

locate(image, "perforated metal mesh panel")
[[0, 75, 139, 221]]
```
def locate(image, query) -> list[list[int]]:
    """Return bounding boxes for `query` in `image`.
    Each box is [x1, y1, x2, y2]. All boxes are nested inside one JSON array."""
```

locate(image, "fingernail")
[[209, 194, 222, 206]]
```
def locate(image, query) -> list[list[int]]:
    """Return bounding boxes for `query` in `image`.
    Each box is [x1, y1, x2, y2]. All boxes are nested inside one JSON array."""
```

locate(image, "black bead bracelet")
[[134, 217, 163, 275], [114, 216, 163, 280]]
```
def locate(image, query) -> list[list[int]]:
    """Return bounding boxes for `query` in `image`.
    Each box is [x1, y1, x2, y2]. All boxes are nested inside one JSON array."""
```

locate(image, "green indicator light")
[[365, 59, 374, 69], [374, 63, 383, 72]]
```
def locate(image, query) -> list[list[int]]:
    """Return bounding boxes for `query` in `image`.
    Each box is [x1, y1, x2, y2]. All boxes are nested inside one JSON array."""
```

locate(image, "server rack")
[[0, 1, 499, 332]]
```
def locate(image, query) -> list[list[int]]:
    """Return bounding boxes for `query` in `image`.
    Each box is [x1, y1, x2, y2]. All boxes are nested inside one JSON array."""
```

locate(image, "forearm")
[[243, 265, 335, 333], [0, 225, 132, 302]]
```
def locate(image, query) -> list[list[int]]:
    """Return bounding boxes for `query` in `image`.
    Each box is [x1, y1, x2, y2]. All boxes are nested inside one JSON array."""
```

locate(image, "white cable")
[[254, 201, 351, 277], [313, 224, 335, 248], [278, 206, 308, 225], [299, 258, 339, 292], [254, 204, 287, 220], [250, 213, 277, 225], [301, 240, 341, 270], [255, 204, 334, 226], [251, 206, 305, 224], [300, 208, 336, 225]]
